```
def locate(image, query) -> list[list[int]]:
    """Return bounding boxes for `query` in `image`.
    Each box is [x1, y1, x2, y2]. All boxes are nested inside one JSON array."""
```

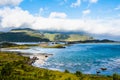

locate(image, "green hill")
[[43, 33, 93, 41], [0, 32, 49, 42], [8, 28, 94, 42]]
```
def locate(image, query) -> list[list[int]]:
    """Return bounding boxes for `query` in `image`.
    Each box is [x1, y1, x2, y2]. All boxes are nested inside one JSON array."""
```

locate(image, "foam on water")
[[4, 43, 120, 75], [34, 43, 120, 75]]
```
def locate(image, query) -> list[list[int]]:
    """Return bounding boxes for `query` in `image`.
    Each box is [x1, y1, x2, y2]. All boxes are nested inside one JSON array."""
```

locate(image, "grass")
[[44, 33, 58, 41], [8, 44, 39, 49], [41, 44, 66, 48], [64, 34, 94, 41], [0, 52, 78, 80], [42, 33, 94, 41], [8, 45, 30, 49], [0, 51, 119, 80]]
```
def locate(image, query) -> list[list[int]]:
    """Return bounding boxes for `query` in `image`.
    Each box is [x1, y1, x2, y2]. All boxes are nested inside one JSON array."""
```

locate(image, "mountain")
[[0, 28, 94, 42], [0, 32, 49, 42], [0, 28, 49, 42]]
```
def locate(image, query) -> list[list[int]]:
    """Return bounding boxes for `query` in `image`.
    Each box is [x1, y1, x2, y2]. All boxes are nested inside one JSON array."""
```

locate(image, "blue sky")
[[19, 0, 120, 19], [0, 0, 120, 40]]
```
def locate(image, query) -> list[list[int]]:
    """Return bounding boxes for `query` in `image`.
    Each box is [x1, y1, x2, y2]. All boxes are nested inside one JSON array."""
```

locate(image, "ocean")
[[6, 43, 120, 75], [33, 43, 120, 75]]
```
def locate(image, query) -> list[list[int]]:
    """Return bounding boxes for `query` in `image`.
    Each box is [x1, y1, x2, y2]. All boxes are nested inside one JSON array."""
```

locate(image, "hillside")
[[9, 28, 94, 42], [0, 32, 49, 42]]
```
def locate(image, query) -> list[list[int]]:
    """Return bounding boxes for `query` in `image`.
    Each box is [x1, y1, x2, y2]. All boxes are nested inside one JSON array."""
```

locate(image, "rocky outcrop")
[[28, 57, 39, 65]]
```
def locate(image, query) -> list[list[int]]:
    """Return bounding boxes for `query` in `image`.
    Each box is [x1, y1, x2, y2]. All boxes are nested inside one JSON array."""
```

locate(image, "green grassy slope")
[[0, 52, 119, 80], [10, 28, 94, 42], [11, 29, 44, 38], [64, 34, 94, 41], [43, 33, 94, 41]]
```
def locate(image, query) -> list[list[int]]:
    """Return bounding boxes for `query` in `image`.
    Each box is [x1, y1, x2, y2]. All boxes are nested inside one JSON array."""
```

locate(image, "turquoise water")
[[7, 43, 120, 75], [33, 43, 120, 75]]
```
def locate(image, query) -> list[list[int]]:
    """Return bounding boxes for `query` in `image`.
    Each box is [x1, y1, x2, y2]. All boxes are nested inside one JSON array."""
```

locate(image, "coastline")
[[1, 51, 116, 80], [1, 49, 53, 66], [0, 42, 120, 75]]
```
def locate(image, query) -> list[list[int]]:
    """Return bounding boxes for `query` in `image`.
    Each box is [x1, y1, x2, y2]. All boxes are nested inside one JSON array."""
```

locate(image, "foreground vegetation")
[[0, 51, 120, 80]]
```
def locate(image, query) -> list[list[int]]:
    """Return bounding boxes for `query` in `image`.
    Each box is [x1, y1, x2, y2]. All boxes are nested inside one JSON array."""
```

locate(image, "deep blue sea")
[[8, 43, 120, 75], [33, 43, 120, 75]]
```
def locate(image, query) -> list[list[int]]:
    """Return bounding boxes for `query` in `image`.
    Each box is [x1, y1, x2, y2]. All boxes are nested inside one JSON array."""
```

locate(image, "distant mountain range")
[[0, 28, 94, 42]]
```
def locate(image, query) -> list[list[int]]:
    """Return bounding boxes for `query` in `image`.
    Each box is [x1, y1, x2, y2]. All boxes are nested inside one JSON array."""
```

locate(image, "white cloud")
[[59, 0, 68, 6], [84, 0, 98, 8], [38, 8, 44, 16], [89, 0, 98, 3], [83, 0, 98, 3], [0, 7, 35, 28], [115, 5, 120, 10], [39, 8, 44, 13], [82, 9, 91, 15], [71, 0, 81, 8], [49, 12, 67, 19], [0, 0, 23, 6], [0, 7, 120, 36], [32, 18, 120, 36]]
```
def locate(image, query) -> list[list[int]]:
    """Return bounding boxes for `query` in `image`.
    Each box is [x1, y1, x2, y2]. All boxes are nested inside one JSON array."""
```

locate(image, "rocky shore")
[[17, 52, 53, 65], [1, 49, 53, 66]]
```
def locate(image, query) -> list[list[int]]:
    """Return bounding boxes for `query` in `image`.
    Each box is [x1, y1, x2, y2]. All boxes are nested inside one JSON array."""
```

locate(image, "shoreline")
[[0, 50, 120, 76], [0, 51, 117, 80], [1, 49, 53, 66], [1, 43, 120, 76]]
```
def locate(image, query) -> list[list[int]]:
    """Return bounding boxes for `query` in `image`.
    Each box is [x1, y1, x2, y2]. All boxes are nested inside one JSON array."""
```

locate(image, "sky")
[[0, 0, 120, 40]]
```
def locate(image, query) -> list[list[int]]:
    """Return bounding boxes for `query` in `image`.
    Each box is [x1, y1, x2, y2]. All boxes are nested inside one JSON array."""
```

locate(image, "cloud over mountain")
[[0, 7, 119, 36]]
